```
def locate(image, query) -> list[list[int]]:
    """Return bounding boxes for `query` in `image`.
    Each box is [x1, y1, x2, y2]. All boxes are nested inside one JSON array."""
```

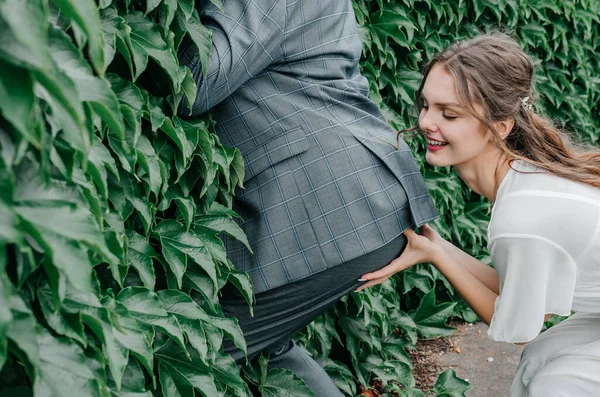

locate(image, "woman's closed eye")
[[443, 112, 457, 120], [421, 103, 457, 121]]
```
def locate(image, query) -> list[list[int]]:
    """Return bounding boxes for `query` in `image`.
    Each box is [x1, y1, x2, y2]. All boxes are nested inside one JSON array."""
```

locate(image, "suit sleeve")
[[178, 0, 286, 116], [487, 235, 577, 343]]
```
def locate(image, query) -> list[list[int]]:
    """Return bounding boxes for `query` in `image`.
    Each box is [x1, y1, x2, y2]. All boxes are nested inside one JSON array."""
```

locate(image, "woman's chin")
[[425, 152, 443, 167], [425, 153, 454, 168]]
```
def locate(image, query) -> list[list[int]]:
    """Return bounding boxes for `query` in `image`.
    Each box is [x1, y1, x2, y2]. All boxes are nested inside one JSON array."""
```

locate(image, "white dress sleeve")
[[487, 235, 578, 343]]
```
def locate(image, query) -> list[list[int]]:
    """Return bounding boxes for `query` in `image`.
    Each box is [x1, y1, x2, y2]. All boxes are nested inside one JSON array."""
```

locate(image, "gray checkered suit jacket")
[[179, 0, 438, 293]]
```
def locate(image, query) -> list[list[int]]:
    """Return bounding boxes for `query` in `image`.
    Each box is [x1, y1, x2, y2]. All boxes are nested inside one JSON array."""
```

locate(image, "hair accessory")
[[520, 96, 533, 111]]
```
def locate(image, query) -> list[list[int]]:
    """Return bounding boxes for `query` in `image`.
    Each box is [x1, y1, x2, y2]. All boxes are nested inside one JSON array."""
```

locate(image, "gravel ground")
[[436, 321, 526, 396], [355, 321, 525, 396]]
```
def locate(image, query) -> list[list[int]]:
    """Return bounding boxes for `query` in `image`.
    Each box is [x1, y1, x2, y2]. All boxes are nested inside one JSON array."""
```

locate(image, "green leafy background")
[[0, 0, 598, 396]]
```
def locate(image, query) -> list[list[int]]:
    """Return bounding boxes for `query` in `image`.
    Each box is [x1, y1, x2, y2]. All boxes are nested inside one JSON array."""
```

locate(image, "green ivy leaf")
[[391, 309, 418, 345], [0, 60, 38, 148], [51, 0, 105, 75], [210, 315, 247, 357], [135, 135, 165, 197], [48, 27, 125, 139], [173, 197, 195, 230], [13, 186, 118, 288], [37, 283, 87, 347], [178, 118, 208, 163], [79, 308, 129, 391], [402, 269, 434, 294], [179, 64, 198, 112], [33, 330, 101, 397], [146, 0, 161, 15], [117, 287, 187, 355], [363, 355, 414, 388], [156, 290, 212, 361], [125, 11, 181, 90], [154, 220, 217, 290], [207, 0, 224, 11], [109, 313, 155, 385], [156, 345, 219, 397], [108, 73, 149, 148], [181, 265, 219, 313], [35, 66, 90, 153], [127, 230, 158, 290], [431, 369, 471, 397], [117, 358, 153, 396], [159, 0, 178, 31], [88, 135, 119, 203], [369, 10, 416, 49], [7, 294, 40, 371], [410, 289, 456, 338], [0, 0, 52, 70], [319, 358, 355, 396], [193, 211, 251, 253], [101, 7, 135, 80], [182, 11, 212, 78], [226, 269, 254, 315], [159, 117, 195, 180], [259, 368, 315, 397], [177, 0, 195, 21], [212, 353, 252, 397], [0, 271, 12, 368]]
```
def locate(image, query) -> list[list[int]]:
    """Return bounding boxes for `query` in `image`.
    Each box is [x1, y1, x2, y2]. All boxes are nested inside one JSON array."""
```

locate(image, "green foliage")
[[0, 0, 255, 395], [1, 0, 598, 396], [430, 369, 471, 397]]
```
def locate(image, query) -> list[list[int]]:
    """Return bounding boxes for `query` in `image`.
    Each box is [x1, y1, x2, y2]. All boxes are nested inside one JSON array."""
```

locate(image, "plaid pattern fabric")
[[179, 0, 439, 293]]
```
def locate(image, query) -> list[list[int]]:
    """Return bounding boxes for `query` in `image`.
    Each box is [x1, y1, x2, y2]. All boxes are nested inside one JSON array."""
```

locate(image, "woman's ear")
[[494, 118, 515, 140]]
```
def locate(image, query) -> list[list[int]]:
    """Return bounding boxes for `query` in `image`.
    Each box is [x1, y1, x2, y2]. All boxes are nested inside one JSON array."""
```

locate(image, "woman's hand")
[[418, 224, 445, 246], [419, 223, 459, 258], [355, 226, 446, 291]]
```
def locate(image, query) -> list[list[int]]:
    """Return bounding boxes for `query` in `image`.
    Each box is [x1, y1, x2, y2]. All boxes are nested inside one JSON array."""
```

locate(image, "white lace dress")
[[487, 160, 600, 396]]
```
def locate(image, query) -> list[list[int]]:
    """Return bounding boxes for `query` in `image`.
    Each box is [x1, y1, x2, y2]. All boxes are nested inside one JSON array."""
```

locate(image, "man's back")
[[180, 0, 437, 292]]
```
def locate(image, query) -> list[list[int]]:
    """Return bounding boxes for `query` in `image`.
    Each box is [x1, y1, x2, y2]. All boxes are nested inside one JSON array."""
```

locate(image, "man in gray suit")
[[179, 0, 438, 395]]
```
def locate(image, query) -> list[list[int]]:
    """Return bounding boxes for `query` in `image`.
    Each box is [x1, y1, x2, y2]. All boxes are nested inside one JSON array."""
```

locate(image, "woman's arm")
[[359, 227, 499, 325], [421, 225, 500, 294], [437, 246, 551, 322], [363, 224, 500, 293], [359, 228, 556, 328], [431, 252, 498, 325]]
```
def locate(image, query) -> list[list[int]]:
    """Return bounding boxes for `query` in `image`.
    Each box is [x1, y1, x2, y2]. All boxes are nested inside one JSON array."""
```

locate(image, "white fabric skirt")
[[512, 312, 600, 396]]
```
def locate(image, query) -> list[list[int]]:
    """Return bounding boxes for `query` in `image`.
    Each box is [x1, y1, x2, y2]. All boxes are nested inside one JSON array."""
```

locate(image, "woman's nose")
[[419, 110, 438, 133]]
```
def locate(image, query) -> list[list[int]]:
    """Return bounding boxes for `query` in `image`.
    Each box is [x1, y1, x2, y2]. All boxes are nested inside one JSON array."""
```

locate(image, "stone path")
[[437, 322, 526, 396]]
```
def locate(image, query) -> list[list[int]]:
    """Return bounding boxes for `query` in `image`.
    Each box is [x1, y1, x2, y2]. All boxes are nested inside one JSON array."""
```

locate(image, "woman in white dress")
[[357, 33, 600, 396]]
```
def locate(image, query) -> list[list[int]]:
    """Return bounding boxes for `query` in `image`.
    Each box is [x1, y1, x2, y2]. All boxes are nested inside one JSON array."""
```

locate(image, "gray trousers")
[[221, 234, 407, 396]]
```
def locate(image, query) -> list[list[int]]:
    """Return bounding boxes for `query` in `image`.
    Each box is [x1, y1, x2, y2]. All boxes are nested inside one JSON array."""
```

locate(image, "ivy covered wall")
[[0, 0, 598, 396]]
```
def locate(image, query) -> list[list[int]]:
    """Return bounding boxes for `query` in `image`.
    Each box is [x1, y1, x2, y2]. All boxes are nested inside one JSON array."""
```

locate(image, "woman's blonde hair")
[[410, 33, 600, 188]]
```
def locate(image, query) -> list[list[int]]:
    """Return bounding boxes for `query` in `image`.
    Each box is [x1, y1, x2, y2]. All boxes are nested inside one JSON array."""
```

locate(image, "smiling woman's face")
[[418, 64, 495, 168]]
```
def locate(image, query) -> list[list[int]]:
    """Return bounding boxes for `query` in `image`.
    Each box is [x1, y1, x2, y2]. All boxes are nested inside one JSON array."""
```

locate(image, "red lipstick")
[[426, 137, 448, 152]]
